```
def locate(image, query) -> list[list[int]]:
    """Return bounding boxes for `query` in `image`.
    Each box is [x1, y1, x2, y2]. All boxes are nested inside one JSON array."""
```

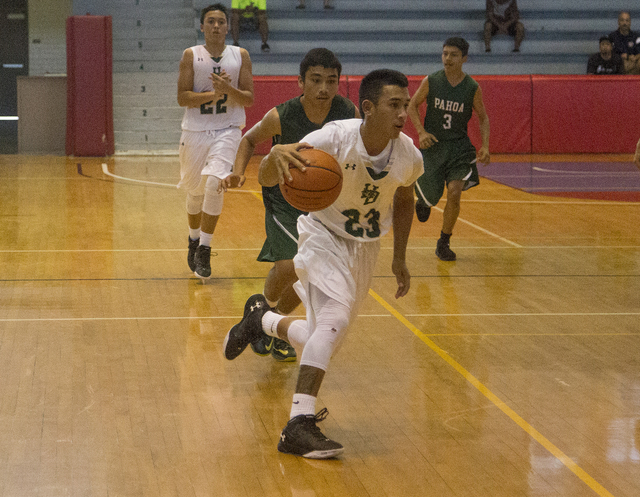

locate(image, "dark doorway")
[[1, 0, 28, 154]]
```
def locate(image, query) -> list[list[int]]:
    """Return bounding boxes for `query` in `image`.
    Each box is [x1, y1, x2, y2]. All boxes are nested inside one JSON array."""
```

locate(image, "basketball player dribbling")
[[221, 48, 358, 362], [223, 69, 424, 458]]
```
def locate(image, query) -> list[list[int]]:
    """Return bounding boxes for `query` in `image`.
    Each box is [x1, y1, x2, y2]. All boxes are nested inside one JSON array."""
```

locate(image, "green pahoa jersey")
[[423, 69, 478, 142], [262, 95, 357, 212]]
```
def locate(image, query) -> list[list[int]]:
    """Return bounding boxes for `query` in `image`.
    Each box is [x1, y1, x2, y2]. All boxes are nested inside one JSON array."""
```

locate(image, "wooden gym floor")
[[0, 154, 639, 497]]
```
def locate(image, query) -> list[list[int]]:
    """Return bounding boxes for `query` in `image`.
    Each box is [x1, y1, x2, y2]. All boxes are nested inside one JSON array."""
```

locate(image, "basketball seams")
[[288, 166, 342, 192]]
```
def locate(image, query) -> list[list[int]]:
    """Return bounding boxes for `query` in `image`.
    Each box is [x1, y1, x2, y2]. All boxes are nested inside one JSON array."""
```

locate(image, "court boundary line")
[[368, 288, 616, 497], [100, 163, 260, 193], [2, 311, 638, 323], [250, 188, 523, 248], [4, 245, 639, 253], [532, 166, 638, 176]]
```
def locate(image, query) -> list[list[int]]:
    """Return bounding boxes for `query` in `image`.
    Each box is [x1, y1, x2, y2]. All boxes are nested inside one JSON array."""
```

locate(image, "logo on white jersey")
[[361, 184, 380, 205]]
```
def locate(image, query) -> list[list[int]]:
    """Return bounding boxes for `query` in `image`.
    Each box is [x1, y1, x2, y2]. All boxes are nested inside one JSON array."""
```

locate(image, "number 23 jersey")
[[181, 44, 245, 131], [301, 118, 424, 242]]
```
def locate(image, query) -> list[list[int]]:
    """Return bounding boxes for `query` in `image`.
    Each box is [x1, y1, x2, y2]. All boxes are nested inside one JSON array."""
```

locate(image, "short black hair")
[[299, 48, 342, 80], [599, 35, 612, 44], [201, 3, 228, 24], [358, 69, 409, 115], [443, 37, 469, 57]]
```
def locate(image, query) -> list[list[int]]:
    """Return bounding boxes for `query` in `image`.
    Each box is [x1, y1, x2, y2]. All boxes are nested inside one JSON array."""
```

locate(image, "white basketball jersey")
[[301, 119, 424, 241], [181, 44, 246, 131]]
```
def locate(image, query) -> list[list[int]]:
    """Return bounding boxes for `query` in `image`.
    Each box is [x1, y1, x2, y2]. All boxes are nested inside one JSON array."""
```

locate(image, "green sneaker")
[[250, 334, 275, 356], [271, 338, 297, 362]]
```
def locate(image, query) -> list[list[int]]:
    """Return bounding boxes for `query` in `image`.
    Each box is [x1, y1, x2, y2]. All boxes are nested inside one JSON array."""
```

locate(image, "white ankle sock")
[[199, 232, 213, 247], [189, 228, 200, 240], [261, 311, 284, 338], [290, 393, 316, 418]]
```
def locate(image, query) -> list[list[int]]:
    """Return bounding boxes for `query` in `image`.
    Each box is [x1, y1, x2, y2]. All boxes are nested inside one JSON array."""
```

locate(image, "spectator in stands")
[[297, 0, 333, 9], [634, 137, 640, 170], [587, 36, 624, 74], [231, 0, 270, 52], [484, 0, 524, 53], [608, 11, 640, 74]]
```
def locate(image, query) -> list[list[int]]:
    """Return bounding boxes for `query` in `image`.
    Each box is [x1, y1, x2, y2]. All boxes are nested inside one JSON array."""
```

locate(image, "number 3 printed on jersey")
[[442, 113, 452, 129]]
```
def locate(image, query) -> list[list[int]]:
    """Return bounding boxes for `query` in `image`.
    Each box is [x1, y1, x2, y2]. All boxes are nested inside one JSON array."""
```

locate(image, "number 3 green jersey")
[[423, 69, 478, 142]]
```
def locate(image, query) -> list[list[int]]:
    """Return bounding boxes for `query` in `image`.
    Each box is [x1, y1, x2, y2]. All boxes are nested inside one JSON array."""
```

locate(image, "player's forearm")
[[479, 115, 490, 149], [258, 154, 280, 187], [233, 139, 255, 176], [407, 105, 426, 136], [177, 90, 217, 108], [392, 192, 415, 263], [225, 86, 254, 107]]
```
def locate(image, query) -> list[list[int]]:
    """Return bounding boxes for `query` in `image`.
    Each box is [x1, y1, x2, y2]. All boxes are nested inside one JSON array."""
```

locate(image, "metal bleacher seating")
[[109, 0, 637, 153]]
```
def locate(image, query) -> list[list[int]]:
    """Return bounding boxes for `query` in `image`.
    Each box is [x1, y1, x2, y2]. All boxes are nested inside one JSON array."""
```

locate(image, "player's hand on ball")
[[271, 143, 313, 183]]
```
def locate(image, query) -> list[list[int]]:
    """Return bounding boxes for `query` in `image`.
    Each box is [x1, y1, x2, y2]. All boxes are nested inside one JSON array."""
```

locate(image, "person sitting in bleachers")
[[484, 0, 524, 53], [587, 36, 624, 75], [608, 11, 640, 74], [231, 0, 270, 52]]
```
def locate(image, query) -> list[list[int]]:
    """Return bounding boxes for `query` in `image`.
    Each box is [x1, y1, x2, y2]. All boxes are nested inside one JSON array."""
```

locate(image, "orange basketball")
[[279, 148, 343, 212]]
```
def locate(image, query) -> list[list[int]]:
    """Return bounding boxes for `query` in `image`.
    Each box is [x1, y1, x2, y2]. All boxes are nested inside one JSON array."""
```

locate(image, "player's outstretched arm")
[[258, 143, 313, 187], [473, 86, 491, 165], [220, 108, 281, 192], [392, 184, 415, 299]]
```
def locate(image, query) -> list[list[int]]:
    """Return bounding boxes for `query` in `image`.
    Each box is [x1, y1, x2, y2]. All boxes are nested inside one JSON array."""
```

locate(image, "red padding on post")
[[246, 76, 349, 154], [532, 75, 640, 153], [66, 16, 114, 156]]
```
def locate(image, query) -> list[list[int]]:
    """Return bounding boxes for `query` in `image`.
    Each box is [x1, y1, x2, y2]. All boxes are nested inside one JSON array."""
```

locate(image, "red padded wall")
[[532, 75, 640, 153], [240, 74, 640, 156], [246, 76, 349, 154], [66, 15, 114, 156], [468, 75, 531, 153], [346, 75, 532, 153]]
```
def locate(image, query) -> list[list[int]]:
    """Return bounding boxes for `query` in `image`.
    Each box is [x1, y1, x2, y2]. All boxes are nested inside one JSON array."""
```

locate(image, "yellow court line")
[[368, 288, 615, 497]]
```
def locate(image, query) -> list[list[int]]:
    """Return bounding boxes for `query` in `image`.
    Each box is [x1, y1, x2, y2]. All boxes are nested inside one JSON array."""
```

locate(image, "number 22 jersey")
[[181, 44, 245, 131], [301, 118, 424, 242]]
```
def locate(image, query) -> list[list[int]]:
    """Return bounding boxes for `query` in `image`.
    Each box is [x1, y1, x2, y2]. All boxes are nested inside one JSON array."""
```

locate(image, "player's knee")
[[299, 301, 350, 371], [186, 193, 204, 215], [202, 175, 224, 216], [447, 180, 464, 198]]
